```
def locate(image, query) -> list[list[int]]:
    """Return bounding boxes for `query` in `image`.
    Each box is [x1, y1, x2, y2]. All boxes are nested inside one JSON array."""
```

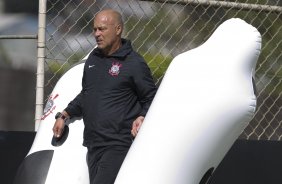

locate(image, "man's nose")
[[94, 30, 101, 37]]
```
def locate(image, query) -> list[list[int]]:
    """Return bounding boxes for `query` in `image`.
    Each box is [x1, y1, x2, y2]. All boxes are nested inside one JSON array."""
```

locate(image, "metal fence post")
[[35, 0, 47, 131]]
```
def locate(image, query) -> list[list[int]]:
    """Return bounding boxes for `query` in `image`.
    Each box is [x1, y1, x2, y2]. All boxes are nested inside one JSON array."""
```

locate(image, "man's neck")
[[103, 39, 122, 56]]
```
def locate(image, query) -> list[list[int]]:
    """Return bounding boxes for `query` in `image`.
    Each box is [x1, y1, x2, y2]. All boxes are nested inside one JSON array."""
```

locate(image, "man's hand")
[[52, 118, 65, 138], [53, 111, 69, 138], [131, 116, 145, 137]]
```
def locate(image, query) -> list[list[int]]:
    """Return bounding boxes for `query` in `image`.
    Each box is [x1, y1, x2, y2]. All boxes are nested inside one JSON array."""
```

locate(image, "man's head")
[[93, 9, 124, 55]]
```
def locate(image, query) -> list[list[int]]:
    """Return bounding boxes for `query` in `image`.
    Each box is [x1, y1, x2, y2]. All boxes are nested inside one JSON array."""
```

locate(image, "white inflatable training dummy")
[[14, 18, 261, 184], [114, 18, 261, 184], [14, 61, 89, 184]]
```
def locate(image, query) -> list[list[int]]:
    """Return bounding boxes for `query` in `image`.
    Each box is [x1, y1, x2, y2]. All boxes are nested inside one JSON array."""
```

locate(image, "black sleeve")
[[64, 69, 86, 118], [133, 59, 157, 117], [64, 92, 83, 118]]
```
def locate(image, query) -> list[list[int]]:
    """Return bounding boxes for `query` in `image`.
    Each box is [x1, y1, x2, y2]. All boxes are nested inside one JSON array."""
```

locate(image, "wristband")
[[55, 112, 67, 121]]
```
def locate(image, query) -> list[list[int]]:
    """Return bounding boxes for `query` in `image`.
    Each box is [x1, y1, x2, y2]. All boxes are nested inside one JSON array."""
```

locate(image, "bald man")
[[53, 9, 157, 184]]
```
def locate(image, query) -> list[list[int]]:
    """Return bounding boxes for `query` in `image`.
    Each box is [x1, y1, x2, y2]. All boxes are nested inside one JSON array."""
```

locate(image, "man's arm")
[[134, 60, 157, 116], [131, 59, 157, 137], [52, 91, 84, 138]]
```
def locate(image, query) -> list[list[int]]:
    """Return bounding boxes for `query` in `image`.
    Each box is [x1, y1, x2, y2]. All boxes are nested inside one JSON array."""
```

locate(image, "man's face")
[[93, 14, 118, 51]]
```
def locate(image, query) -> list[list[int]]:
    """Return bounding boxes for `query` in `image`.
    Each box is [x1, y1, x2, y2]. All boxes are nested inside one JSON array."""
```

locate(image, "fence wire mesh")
[[45, 0, 282, 140]]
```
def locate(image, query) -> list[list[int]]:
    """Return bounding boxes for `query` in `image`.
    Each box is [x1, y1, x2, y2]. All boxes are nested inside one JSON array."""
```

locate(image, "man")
[[52, 9, 157, 184]]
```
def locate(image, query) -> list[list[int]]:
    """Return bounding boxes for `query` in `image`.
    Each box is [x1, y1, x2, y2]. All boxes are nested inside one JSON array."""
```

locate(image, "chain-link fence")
[[44, 0, 282, 140]]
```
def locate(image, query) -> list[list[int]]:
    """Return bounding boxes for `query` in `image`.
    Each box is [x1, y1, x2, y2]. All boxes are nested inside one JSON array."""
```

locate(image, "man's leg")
[[87, 146, 129, 184]]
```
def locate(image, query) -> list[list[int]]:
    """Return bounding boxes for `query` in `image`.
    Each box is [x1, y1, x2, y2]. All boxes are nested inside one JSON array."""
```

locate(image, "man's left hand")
[[131, 116, 145, 137]]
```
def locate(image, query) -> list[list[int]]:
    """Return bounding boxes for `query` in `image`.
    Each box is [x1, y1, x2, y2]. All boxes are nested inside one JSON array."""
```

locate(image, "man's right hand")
[[52, 111, 69, 138], [52, 118, 65, 138]]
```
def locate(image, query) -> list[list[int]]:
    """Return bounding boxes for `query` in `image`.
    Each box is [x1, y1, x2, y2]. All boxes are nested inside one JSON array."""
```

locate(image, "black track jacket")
[[65, 39, 157, 148]]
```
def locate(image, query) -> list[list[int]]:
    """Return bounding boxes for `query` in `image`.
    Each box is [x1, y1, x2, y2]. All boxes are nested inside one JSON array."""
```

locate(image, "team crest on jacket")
[[109, 62, 122, 76]]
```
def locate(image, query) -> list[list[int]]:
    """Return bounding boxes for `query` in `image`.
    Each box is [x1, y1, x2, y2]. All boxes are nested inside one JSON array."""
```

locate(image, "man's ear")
[[116, 24, 122, 36]]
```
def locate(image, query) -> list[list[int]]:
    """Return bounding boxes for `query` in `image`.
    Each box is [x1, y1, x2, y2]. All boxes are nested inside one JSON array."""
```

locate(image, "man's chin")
[[97, 44, 105, 50]]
